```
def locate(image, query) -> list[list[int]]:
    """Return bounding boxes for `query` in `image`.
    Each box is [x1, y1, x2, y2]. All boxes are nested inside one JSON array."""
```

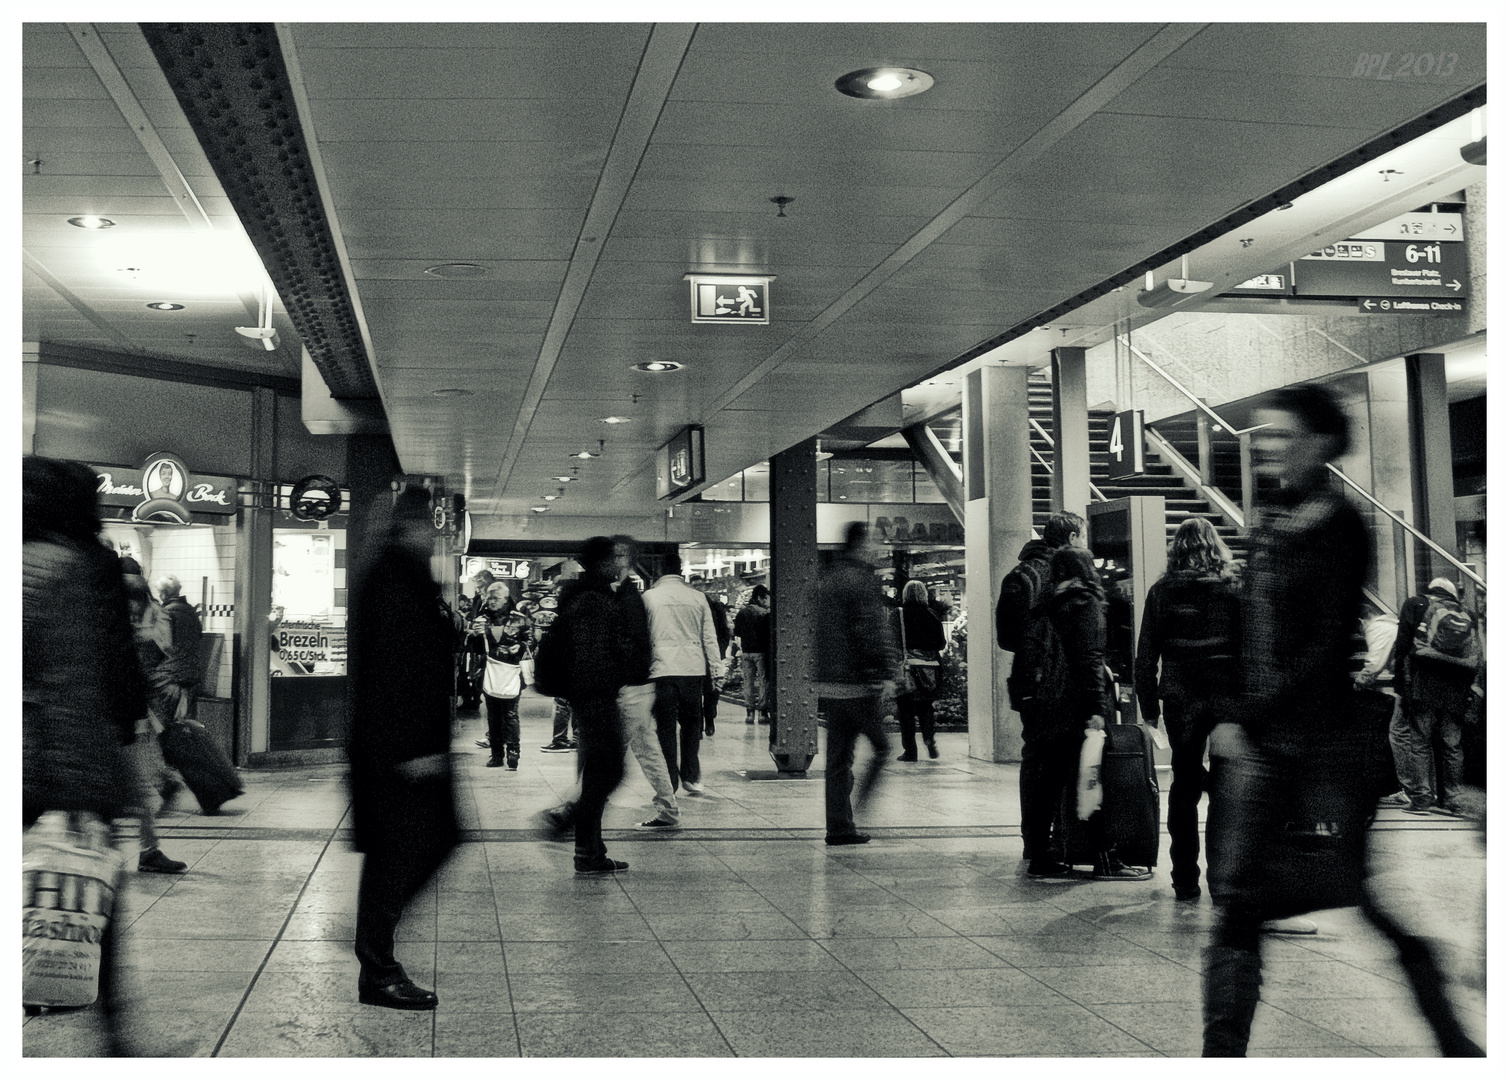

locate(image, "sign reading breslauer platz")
[[92, 453, 237, 524]]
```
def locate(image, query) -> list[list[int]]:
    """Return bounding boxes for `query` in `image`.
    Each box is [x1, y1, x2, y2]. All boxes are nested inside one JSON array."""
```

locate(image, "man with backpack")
[[1393, 577, 1480, 816], [997, 510, 1084, 863]]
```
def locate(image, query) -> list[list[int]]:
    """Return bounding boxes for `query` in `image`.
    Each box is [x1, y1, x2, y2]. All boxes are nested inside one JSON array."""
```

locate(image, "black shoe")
[[506, 752, 519, 770], [824, 832, 870, 846], [1174, 884, 1202, 902], [636, 818, 679, 830], [486, 756, 504, 768], [1094, 853, 1152, 881], [896, 751, 918, 762], [540, 741, 573, 752], [746, 715, 757, 724], [926, 741, 939, 759], [158, 777, 183, 804], [1026, 860, 1076, 880], [574, 856, 628, 875], [705, 724, 715, 737], [137, 848, 187, 874], [359, 978, 438, 1011], [476, 739, 492, 749], [536, 806, 575, 841]]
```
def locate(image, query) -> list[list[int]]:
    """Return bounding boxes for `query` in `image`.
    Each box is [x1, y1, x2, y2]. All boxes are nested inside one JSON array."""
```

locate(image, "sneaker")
[[1429, 803, 1464, 817], [540, 741, 573, 752], [896, 751, 918, 762], [507, 751, 519, 770], [1404, 800, 1434, 814], [635, 818, 679, 830], [1093, 854, 1152, 881], [1377, 790, 1411, 807], [1026, 860, 1076, 880], [1173, 884, 1202, 902], [746, 714, 757, 724], [574, 857, 629, 876], [475, 739, 491, 749], [824, 832, 870, 846], [486, 756, 504, 768], [137, 848, 187, 874], [535, 806, 575, 841], [682, 780, 704, 795], [926, 741, 939, 759]]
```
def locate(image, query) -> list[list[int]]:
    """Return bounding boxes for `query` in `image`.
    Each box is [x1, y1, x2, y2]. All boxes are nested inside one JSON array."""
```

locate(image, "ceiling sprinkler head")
[[769, 195, 795, 218]]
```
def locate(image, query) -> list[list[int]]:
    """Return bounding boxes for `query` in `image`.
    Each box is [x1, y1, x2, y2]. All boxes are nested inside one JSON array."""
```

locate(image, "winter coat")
[[733, 600, 770, 654], [996, 539, 1054, 653], [557, 575, 653, 700], [1133, 569, 1241, 722], [644, 574, 723, 680], [900, 599, 946, 654], [22, 534, 139, 820], [1037, 580, 1113, 735], [705, 594, 732, 658], [346, 544, 458, 857], [159, 595, 204, 690], [814, 553, 897, 687], [1393, 586, 1479, 709]]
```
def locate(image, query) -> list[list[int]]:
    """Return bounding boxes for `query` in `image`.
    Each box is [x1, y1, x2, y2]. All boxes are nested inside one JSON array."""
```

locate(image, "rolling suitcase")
[[160, 721, 244, 815], [1055, 719, 1161, 869]]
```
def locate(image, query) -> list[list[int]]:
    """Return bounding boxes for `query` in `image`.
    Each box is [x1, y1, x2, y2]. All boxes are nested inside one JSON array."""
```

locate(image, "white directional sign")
[[687, 275, 773, 325]]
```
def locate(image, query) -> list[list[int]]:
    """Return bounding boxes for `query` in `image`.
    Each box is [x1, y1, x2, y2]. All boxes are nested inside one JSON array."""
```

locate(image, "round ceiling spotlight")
[[834, 67, 934, 100], [67, 215, 115, 229], [146, 302, 185, 311], [530, 506, 549, 513], [597, 416, 633, 424], [423, 263, 487, 279], [633, 361, 683, 373], [551, 475, 578, 483], [431, 388, 475, 398]]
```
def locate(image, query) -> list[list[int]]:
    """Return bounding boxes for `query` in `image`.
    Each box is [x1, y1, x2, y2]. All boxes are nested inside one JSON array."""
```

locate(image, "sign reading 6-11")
[[1106, 410, 1145, 480]]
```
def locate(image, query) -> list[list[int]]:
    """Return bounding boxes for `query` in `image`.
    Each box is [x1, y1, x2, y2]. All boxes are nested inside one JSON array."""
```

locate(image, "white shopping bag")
[[22, 812, 126, 1008]]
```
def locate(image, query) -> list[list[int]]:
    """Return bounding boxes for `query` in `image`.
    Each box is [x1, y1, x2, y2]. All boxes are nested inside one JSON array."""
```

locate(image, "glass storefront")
[[268, 516, 348, 750]]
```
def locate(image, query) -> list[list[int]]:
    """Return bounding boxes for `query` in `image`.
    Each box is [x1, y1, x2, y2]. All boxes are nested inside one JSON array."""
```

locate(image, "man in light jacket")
[[644, 551, 724, 794]]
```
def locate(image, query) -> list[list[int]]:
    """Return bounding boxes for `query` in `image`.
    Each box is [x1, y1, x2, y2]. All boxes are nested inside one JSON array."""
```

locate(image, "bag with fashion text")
[[23, 812, 126, 1008]]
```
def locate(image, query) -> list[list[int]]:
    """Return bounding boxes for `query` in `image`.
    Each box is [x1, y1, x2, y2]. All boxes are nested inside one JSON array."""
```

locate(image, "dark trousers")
[[823, 691, 888, 837], [484, 694, 520, 756], [655, 675, 705, 788], [550, 698, 577, 745], [1020, 729, 1078, 863], [1165, 699, 1214, 891], [1402, 696, 1464, 808], [572, 695, 625, 861], [897, 692, 935, 756], [702, 672, 720, 730], [355, 840, 450, 987]]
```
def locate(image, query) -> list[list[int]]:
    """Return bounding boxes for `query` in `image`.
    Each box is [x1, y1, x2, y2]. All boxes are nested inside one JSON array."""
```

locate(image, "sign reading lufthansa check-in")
[[687, 275, 773, 325]]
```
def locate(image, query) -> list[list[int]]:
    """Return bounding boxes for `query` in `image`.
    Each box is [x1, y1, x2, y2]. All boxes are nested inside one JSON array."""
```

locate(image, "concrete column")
[[1405, 353, 1459, 588], [22, 343, 39, 455], [767, 438, 819, 774], [1365, 365, 1414, 612], [963, 366, 1033, 764], [1050, 346, 1090, 514], [235, 387, 278, 763]]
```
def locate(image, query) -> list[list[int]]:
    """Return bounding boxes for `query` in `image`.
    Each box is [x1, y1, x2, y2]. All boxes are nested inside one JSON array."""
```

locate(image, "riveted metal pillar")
[[235, 387, 278, 764], [1405, 353, 1459, 588], [768, 437, 819, 774], [1050, 346, 1090, 514], [964, 366, 1033, 763]]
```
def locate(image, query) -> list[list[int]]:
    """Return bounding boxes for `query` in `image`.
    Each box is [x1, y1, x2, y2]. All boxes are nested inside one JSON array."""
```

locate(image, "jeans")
[[124, 733, 169, 853], [550, 698, 577, 745], [1402, 698, 1464, 809], [619, 682, 678, 822], [1384, 691, 1411, 790], [572, 695, 626, 862], [484, 694, 520, 757], [655, 676, 705, 789], [702, 672, 720, 730], [896, 692, 935, 756], [822, 691, 888, 837], [740, 653, 769, 715], [1164, 699, 1214, 892]]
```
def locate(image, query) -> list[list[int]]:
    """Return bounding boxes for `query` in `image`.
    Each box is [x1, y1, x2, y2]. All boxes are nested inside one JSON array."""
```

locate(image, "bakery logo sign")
[[92, 453, 237, 523]]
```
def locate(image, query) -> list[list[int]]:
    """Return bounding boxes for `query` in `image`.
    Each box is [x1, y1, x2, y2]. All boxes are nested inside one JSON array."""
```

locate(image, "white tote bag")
[[23, 812, 126, 1007], [483, 657, 523, 699]]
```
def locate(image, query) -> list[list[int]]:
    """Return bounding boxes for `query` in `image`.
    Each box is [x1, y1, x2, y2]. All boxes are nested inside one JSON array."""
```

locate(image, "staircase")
[[1027, 374, 1248, 563]]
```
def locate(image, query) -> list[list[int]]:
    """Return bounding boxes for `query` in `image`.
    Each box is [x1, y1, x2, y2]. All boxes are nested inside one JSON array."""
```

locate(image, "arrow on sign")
[[1448, 279, 1462, 291], [1444, 224, 1457, 234], [1361, 299, 1376, 310]]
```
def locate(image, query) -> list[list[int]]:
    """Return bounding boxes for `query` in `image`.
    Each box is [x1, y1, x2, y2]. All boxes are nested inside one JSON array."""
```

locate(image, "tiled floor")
[[22, 692, 1487, 1058]]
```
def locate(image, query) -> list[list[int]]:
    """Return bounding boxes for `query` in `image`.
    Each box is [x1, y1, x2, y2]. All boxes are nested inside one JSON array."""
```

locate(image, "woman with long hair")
[[1134, 516, 1240, 902], [895, 580, 946, 761]]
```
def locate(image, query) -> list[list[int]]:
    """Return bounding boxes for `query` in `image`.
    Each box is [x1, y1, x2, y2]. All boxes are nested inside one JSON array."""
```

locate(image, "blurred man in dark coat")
[[347, 486, 457, 1010]]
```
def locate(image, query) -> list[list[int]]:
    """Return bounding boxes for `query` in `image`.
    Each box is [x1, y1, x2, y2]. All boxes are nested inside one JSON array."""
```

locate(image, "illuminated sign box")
[[686, 274, 774, 325], [657, 425, 706, 500]]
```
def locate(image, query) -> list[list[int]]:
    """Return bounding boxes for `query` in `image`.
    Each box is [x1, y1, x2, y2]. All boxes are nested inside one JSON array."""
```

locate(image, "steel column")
[[1050, 346, 1091, 514], [1405, 353, 1460, 589], [235, 387, 278, 763], [768, 437, 819, 774]]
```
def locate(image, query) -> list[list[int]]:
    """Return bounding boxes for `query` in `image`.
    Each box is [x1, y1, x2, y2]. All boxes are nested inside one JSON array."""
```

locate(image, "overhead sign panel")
[[1351, 211, 1463, 243], [1357, 297, 1465, 314], [1295, 240, 1466, 298], [687, 275, 773, 325], [656, 425, 706, 500], [1106, 410, 1146, 480]]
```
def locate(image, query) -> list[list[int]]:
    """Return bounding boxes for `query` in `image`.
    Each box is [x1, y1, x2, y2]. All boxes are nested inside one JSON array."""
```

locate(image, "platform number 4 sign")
[[1107, 409, 1145, 480]]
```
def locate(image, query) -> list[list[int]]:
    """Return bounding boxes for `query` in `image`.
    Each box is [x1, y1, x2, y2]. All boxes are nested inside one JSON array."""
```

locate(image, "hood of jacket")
[[1017, 538, 1054, 563]]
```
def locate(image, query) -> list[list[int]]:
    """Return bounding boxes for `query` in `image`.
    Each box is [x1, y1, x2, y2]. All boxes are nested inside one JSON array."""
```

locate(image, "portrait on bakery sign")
[[92, 452, 237, 523]]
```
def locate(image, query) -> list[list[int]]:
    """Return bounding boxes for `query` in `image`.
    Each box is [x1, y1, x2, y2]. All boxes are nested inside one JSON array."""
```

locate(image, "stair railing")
[[1029, 417, 1108, 502], [1327, 464, 1486, 592], [1142, 425, 1246, 531], [1117, 336, 1271, 439]]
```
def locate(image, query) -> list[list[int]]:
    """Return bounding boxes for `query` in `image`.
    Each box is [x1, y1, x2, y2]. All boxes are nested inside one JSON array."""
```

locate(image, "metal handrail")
[[1028, 418, 1108, 502], [1327, 464, 1486, 592], [1118, 336, 1269, 436]]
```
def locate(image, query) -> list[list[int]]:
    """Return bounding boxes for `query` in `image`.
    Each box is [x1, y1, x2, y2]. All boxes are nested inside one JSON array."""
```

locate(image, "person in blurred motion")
[[816, 522, 896, 846], [23, 456, 145, 1053], [1017, 546, 1150, 882], [734, 584, 772, 725], [1134, 516, 1240, 901], [1202, 384, 1481, 1057], [154, 575, 203, 719], [1393, 577, 1479, 816], [895, 579, 945, 762], [347, 486, 458, 1011], [692, 576, 731, 737], [553, 536, 653, 873], [121, 574, 189, 874], [1355, 609, 1411, 807], [644, 551, 723, 795], [470, 582, 532, 769]]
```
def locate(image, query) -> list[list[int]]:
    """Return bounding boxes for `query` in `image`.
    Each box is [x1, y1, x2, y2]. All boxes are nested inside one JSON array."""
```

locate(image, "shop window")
[[271, 528, 347, 677]]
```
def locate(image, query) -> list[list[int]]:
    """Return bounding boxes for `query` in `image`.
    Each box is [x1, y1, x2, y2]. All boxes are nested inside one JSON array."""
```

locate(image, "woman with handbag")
[[470, 582, 533, 770], [895, 580, 945, 761]]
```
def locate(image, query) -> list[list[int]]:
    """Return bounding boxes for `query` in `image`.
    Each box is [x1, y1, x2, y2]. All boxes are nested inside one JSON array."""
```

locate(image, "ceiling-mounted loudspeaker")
[[1137, 255, 1212, 309], [235, 325, 280, 350], [1460, 137, 1486, 166]]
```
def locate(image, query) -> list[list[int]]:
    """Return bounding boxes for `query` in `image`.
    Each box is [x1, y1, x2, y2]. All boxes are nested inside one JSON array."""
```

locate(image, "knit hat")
[[1427, 577, 1458, 599]]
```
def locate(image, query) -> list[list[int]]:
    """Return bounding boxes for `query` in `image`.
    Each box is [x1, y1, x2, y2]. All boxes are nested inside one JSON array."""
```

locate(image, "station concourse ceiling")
[[21, 22, 1486, 520]]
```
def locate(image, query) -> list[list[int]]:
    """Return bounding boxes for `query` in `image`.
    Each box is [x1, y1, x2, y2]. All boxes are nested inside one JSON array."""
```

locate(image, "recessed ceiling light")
[[569, 450, 600, 460], [835, 67, 934, 100], [146, 302, 184, 311], [633, 361, 683, 373], [543, 494, 562, 501], [67, 215, 115, 229], [431, 388, 474, 397], [530, 506, 549, 513], [598, 416, 633, 424], [551, 476, 577, 483], [423, 263, 487, 279]]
